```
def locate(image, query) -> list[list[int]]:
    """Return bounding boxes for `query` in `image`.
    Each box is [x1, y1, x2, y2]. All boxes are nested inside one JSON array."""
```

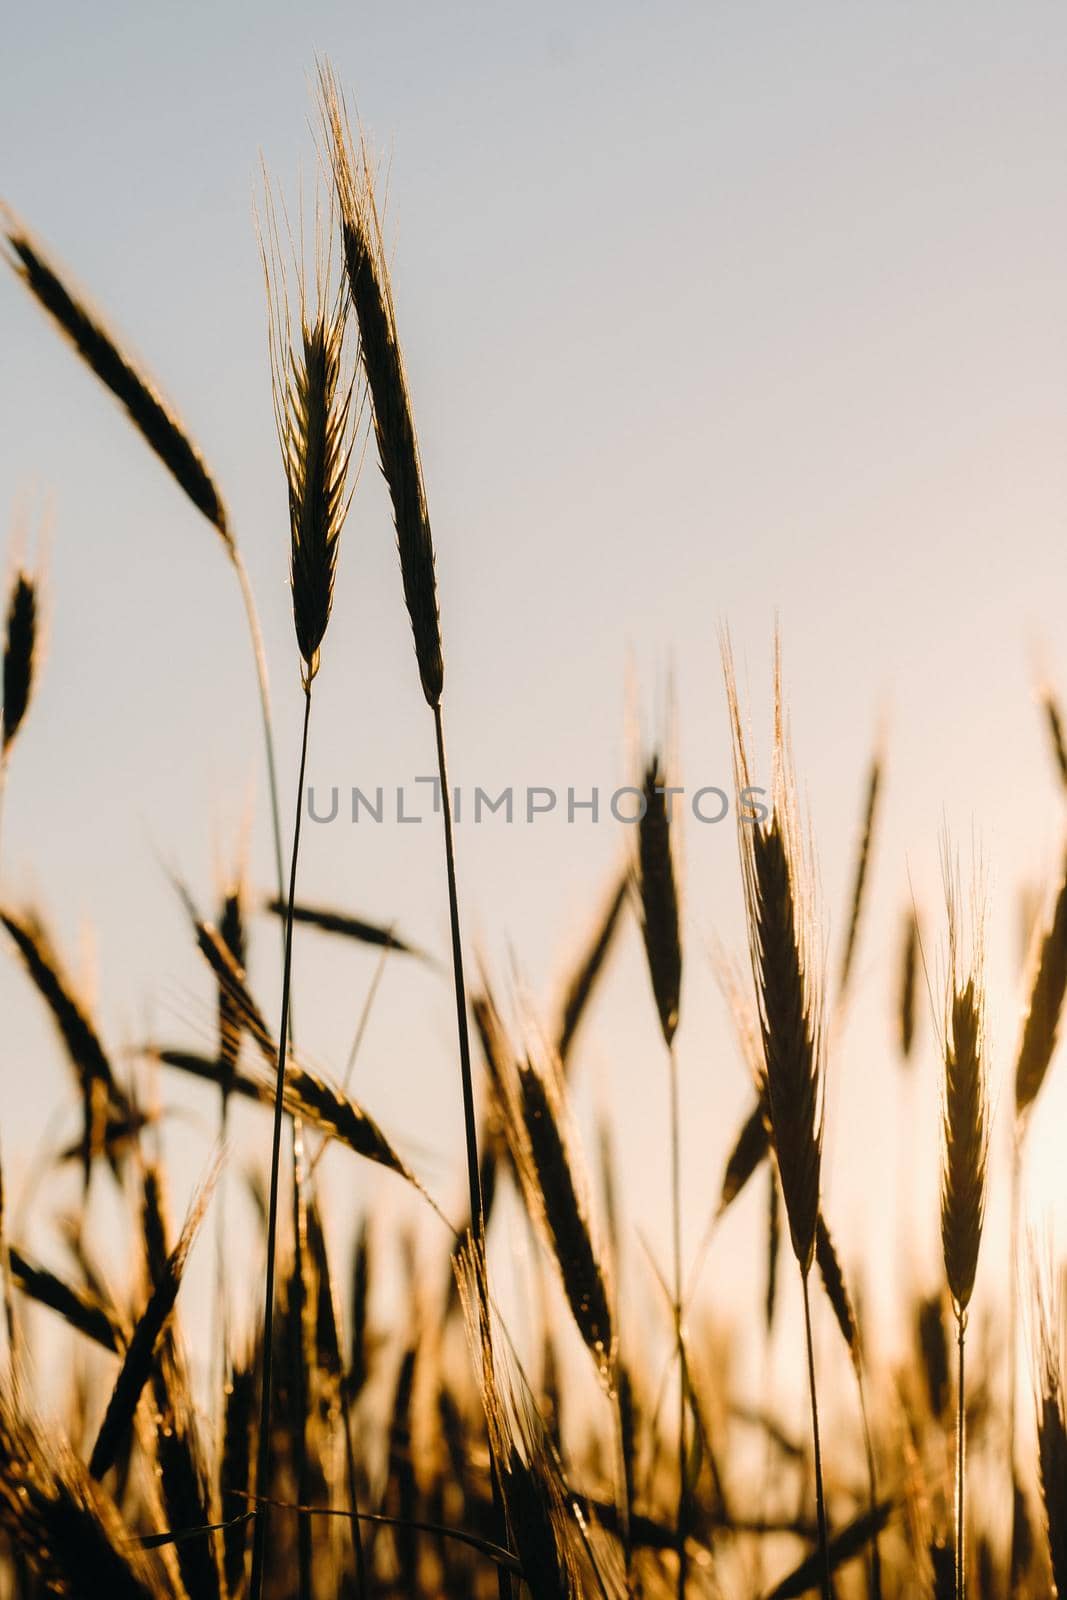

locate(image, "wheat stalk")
[[724, 631, 829, 1599], [938, 858, 989, 1600]]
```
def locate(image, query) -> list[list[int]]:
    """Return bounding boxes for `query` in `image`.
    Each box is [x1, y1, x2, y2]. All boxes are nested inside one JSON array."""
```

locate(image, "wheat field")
[[1, 51, 1067, 1600]]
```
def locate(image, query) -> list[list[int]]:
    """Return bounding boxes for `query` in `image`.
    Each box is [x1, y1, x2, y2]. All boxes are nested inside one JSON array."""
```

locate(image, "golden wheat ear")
[[1, 207, 229, 547], [319, 63, 443, 710], [723, 634, 825, 1275], [635, 753, 683, 1050], [260, 178, 358, 689], [938, 862, 990, 1322], [1014, 850, 1067, 1125]]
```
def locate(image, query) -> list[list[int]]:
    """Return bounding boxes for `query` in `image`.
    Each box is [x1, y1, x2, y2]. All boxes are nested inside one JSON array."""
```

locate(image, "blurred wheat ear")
[[938, 857, 990, 1600], [724, 630, 830, 1600]]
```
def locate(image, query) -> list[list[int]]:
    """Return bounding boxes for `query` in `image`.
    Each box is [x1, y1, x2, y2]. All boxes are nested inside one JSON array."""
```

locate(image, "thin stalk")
[[232, 548, 287, 916], [1008, 1136, 1021, 1587], [431, 701, 512, 1600], [292, 1135, 313, 1600], [611, 1386, 632, 1582], [801, 1271, 831, 1600], [249, 682, 312, 1600], [956, 1316, 966, 1600], [668, 1040, 688, 1599], [431, 703, 484, 1277], [856, 1365, 882, 1600]]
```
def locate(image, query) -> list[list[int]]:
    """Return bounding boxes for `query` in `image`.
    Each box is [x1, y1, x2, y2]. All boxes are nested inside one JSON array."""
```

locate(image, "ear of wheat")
[[2, 567, 38, 758], [635, 755, 683, 1049], [261, 182, 357, 689], [320, 66, 443, 710], [1014, 852, 1067, 1125], [724, 637, 824, 1276], [2, 208, 229, 547]]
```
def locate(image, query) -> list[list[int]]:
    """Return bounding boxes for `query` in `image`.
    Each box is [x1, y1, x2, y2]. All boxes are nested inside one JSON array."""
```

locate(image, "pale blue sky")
[[3, 2, 1067, 1387]]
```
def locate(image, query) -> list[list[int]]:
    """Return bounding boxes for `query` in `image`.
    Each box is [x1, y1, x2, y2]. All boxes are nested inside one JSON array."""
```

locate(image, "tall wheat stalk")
[[724, 635, 831, 1600], [939, 861, 990, 1600], [318, 84, 514, 1598], [635, 751, 688, 1596], [248, 187, 356, 1600]]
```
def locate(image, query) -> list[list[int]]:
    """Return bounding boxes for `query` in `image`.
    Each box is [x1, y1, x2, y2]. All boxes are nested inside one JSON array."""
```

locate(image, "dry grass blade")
[[838, 747, 882, 1001], [635, 755, 683, 1049], [1, 208, 229, 545], [724, 638, 824, 1274], [321, 64, 443, 708], [556, 869, 629, 1065], [264, 896, 426, 960], [1014, 852, 1067, 1123], [88, 1165, 217, 1480], [2, 568, 38, 755], [0, 1395, 169, 1599], [9, 1247, 126, 1354]]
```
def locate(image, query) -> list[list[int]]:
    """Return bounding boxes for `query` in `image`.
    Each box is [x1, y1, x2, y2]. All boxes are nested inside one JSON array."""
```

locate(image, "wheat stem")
[[956, 1316, 966, 1599], [249, 682, 312, 1600], [668, 1039, 688, 1599], [801, 1271, 831, 1600], [432, 702, 511, 1599]]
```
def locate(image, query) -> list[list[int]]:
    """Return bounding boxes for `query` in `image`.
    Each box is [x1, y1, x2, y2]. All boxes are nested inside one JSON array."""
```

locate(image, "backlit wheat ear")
[[939, 880, 989, 1322], [320, 64, 443, 709], [898, 906, 921, 1064], [636, 755, 683, 1049], [1042, 684, 1067, 794], [261, 183, 357, 688], [501, 1044, 615, 1388], [724, 628, 830, 1600], [1014, 851, 1067, 1125], [1, 207, 229, 547], [0, 1396, 168, 1599], [724, 636, 825, 1276], [2, 567, 38, 758], [838, 741, 882, 1002]]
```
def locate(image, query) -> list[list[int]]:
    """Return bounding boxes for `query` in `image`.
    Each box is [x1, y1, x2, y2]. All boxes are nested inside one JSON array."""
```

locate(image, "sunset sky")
[[3, 1, 1067, 1395]]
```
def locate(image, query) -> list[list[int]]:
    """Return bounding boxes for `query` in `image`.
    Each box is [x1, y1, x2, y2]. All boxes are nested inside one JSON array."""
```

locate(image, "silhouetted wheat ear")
[[321, 65, 444, 709], [724, 637, 824, 1274], [506, 1049, 616, 1388], [939, 887, 989, 1319], [898, 906, 920, 1063], [0, 1396, 167, 1599], [262, 188, 357, 687], [1, 209, 229, 547], [1015, 853, 1067, 1123], [838, 746, 882, 1000], [1043, 686, 1067, 793], [2, 568, 37, 756], [636, 755, 683, 1048]]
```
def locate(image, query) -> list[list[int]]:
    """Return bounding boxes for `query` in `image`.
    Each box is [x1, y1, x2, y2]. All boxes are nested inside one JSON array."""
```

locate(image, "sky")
[[2, 1, 1067, 1408]]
